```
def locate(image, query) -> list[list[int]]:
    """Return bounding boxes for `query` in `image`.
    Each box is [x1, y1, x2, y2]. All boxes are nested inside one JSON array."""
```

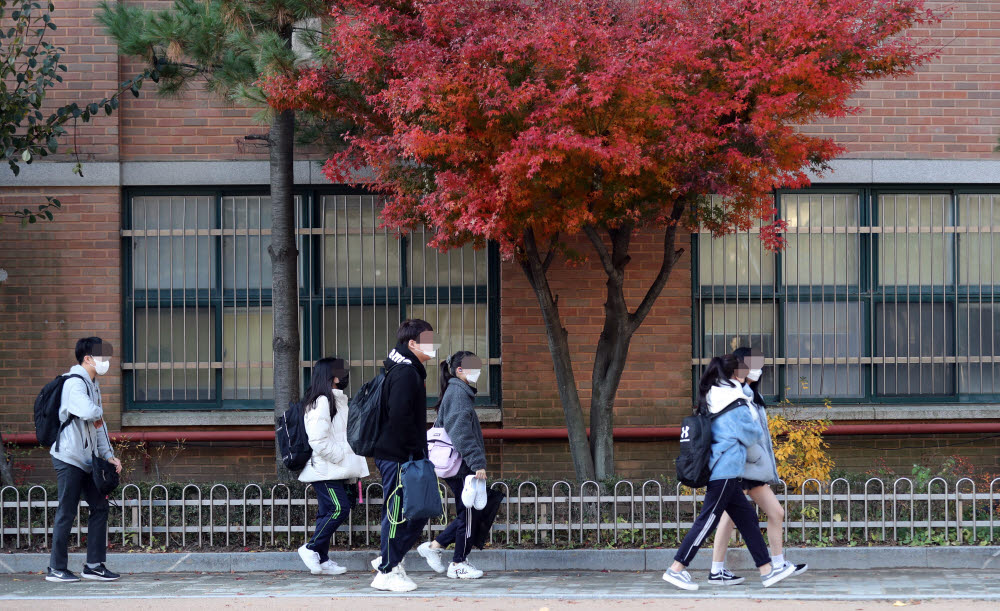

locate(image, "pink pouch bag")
[[427, 427, 462, 478]]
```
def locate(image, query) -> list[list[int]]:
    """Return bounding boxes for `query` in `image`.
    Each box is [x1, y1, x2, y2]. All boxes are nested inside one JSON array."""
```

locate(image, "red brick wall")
[[801, 0, 1000, 159], [5, 1, 1000, 485], [0, 187, 123, 435], [498, 231, 693, 477], [34, 1, 1000, 163], [29, 0, 121, 162]]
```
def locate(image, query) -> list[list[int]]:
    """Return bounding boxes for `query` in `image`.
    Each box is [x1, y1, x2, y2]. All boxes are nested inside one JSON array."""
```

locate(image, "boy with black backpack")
[[44, 337, 122, 583], [368, 319, 437, 593]]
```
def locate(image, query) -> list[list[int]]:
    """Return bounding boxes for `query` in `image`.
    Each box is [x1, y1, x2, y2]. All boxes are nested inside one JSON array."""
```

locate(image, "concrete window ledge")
[[772, 404, 1000, 421], [122, 407, 502, 428]]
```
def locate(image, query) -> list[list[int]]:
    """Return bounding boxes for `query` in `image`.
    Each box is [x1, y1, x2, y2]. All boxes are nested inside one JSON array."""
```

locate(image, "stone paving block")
[[2, 547, 997, 575]]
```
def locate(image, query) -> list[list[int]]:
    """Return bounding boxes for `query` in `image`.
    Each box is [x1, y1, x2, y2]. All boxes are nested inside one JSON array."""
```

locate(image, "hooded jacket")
[[740, 383, 781, 484], [50, 365, 115, 472], [298, 389, 371, 483], [372, 344, 428, 463], [435, 377, 486, 472], [706, 380, 764, 482]]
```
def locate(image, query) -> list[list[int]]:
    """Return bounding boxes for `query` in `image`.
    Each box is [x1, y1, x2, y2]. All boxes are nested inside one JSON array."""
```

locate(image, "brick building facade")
[[3, 0, 1000, 483]]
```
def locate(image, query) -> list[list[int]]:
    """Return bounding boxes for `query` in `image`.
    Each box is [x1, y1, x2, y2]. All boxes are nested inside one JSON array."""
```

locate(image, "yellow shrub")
[[768, 411, 834, 489]]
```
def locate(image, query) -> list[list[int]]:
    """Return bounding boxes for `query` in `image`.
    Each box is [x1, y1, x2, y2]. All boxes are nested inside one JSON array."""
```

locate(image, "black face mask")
[[334, 375, 349, 391]]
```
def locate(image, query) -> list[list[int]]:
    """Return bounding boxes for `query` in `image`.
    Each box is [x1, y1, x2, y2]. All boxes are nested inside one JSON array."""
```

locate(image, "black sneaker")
[[46, 567, 80, 583], [82, 564, 120, 581], [707, 567, 745, 585]]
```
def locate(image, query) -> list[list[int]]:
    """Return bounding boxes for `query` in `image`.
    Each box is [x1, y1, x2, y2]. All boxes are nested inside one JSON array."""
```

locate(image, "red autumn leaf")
[[262, 0, 937, 255]]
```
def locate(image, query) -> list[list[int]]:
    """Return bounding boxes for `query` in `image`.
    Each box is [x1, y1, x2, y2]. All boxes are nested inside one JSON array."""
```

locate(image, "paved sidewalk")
[[1, 569, 998, 602]]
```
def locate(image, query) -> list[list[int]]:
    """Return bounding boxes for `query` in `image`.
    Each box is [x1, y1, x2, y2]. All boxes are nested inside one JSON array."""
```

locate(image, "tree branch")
[[583, 224, 616, 278], [541, 232, 560, 274], [629, 204, 686, 333]]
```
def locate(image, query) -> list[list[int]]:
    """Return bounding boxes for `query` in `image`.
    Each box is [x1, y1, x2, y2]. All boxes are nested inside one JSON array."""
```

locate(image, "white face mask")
[[747, 368, 763, 382], [418, 344, 437, 358], [464, 369, 481, 384], [93, 358, 111, 376]]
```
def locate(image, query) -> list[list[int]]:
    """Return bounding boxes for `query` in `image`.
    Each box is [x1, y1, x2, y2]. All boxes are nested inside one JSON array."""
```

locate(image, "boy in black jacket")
[[371, 319, 437, 593]]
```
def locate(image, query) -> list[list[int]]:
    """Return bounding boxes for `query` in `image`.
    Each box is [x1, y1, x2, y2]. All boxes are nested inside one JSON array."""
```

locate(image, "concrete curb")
[[3, 546, 999, 574]]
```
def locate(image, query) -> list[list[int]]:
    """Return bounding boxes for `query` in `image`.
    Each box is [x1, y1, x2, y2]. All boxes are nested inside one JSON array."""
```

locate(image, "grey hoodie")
[[435, 377, 486, 472], [49, 364, 114, 472], [740, 383, 780, 484]]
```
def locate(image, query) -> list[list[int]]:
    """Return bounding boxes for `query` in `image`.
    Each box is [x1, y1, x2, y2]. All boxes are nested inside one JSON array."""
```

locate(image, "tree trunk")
[[519, 228, 595, 481], [585, 225, 635, 481], [0, 431, 16, 486], [269, 108, 299, 480], [585, 219, 686, 481]]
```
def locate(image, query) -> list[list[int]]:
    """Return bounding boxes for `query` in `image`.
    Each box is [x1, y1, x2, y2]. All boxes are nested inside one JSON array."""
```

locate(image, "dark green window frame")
[[692, 185, 1000, 406], [122, 186, 502, 412]]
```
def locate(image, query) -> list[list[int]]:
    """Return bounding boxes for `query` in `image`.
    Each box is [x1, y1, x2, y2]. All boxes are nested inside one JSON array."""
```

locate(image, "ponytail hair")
[[696, 354, 738, 414], [433, 350, 477, 409]]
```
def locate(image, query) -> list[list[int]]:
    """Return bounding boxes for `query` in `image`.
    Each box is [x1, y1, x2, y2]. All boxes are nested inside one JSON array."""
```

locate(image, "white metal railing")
[[3, 477, 998, 550]]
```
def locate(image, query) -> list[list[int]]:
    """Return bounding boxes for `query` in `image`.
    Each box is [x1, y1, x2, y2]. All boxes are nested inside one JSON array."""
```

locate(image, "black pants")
[[305, 480, 354, 563], [376, 459, 430, 573], [435, 464, 474, 563], [49, 458, 109, 571], [673, 478, 771, 568]]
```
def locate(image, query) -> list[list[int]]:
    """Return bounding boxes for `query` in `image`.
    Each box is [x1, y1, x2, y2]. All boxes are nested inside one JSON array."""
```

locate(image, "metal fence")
[[3, 477, 998, 550]]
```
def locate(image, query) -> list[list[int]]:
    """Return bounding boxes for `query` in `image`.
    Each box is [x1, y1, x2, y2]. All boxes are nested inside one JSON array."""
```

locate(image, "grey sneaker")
[[761, 561, 796, 587], [707, 567, 744, 585], [662, 568, 699, 591]]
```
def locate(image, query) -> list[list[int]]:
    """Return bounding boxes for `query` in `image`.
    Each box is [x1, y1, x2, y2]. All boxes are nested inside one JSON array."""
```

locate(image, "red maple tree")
[[264, 0, 938, 480]]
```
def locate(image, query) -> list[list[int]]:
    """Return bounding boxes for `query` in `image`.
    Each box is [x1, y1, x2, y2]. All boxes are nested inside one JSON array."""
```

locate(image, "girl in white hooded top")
[[297, 358, 370, 576]]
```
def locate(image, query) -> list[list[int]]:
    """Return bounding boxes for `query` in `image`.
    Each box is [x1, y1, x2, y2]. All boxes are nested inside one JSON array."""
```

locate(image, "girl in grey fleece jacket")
[[418, 351, 487, 580]]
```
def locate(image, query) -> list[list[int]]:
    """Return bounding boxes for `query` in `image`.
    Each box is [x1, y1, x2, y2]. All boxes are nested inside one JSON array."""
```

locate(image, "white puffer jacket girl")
[[298, 389, 370, 483]]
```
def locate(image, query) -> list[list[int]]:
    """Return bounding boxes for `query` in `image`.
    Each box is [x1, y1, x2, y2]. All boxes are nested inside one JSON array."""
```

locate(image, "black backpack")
[[675, 399, 748, 488], [276, 400, 312, 471], [33, 374, 86, 450], [346, 369, 388, 457]]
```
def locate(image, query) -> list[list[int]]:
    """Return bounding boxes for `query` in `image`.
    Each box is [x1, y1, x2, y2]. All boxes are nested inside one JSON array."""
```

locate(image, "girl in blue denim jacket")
[[663, 354, 796, 591], [708, 348, 808, 586]]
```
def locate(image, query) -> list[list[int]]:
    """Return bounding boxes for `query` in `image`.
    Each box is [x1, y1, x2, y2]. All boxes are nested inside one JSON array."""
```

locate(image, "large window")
[[123, 189, 500, 411], [694, 189, 1000, 404]]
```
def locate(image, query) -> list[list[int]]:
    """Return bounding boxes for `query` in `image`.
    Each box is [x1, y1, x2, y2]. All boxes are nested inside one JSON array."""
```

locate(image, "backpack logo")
[[679, 425, 690, 441]]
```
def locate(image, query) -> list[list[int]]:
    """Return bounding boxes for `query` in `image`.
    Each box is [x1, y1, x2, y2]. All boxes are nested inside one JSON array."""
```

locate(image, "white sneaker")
[[473, 478, 487, 510], [418, 541, 446, 573], [297, 545, 322, 573], [461, 475, 477, 508], [447, 561, 484, 579], [371, 555, 406, 573], [662, 568, 699, 591], [315, 559, 347, 575], [371, 565, 417, 592]]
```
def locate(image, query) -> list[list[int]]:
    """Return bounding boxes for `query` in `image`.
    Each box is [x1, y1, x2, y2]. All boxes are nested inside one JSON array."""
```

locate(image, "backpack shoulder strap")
[[54, 374, 88, 452], [709, 398, 749, 420]]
